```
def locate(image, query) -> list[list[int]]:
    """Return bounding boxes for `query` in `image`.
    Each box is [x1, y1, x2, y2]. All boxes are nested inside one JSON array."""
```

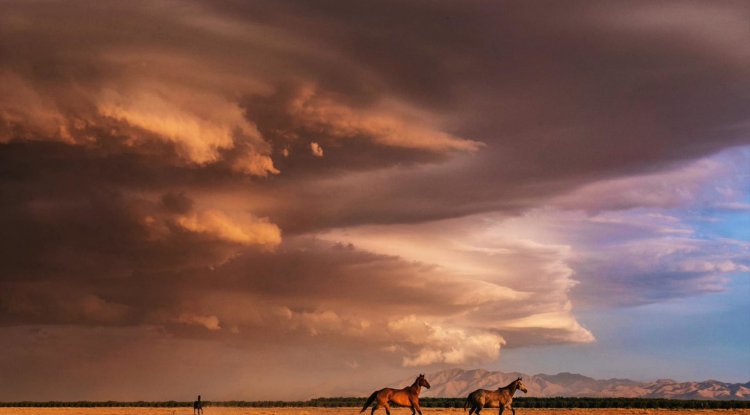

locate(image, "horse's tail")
[[464, 396, 470, 411], [360, 391, 378, 413]]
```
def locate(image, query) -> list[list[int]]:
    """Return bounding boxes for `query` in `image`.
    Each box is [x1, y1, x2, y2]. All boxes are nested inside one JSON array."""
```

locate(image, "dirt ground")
[[1, 408, 749, 415]]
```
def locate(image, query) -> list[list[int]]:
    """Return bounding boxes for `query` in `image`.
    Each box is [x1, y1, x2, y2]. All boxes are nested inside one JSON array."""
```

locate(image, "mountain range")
[[398, 369, 750, 400]]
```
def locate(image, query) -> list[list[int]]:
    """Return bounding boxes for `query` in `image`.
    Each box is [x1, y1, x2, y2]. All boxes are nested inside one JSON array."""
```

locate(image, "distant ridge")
[[398, 369, 750, 400]]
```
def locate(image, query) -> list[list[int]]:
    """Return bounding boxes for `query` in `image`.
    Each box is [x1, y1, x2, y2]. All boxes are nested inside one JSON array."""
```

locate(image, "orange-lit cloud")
[[177, 313, 222, 330], [175, 209, 281, 248], [310, 141, 324, 157], [0, 71, 73, 143], [98, 91, 247, 162], [285, 85, 482, 153]]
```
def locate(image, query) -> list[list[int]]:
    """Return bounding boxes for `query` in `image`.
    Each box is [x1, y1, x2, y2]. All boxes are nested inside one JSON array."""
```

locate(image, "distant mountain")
[[396, 369, 750, 400]]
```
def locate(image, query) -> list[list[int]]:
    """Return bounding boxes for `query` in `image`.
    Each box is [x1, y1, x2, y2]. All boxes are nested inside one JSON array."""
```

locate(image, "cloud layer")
[[0, 0, 748, 400]]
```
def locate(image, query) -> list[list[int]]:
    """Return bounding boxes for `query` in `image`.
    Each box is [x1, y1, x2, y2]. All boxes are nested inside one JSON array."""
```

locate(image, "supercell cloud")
[[0, 0, 748, 400]]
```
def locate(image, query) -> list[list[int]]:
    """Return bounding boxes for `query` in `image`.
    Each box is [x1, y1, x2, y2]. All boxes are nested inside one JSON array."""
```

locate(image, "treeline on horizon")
[[2, 397, 749, 409]]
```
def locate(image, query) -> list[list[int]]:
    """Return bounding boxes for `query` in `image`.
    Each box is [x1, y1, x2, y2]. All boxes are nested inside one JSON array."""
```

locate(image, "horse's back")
[[468, 389, 505, 407], [377, 387, 396, 396], [374, 387, 397, 401], [467, 389, 488, 402], [387, 388, 415, 406], [469, 388, 494, 398]]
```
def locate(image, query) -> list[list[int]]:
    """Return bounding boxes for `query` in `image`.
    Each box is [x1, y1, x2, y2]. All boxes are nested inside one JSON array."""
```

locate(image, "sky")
[[0, 0, 749, 401]]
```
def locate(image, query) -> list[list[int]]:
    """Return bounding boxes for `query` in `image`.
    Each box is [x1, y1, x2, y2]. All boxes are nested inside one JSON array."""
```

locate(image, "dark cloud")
[[161, 191, 194, 214], [2, 0, 748, 231]]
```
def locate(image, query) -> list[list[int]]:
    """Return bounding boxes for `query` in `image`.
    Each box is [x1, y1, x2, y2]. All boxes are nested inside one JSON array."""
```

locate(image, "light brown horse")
[[361, 374, 431, 415], [464, 377, 528, 415]]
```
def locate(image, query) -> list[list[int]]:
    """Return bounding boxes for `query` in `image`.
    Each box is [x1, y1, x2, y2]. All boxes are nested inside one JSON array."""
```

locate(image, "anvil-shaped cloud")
[[0, 0, 748, 401]]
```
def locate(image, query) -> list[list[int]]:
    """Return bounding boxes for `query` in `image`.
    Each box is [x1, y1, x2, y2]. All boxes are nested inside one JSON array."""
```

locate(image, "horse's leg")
[[371, 403, 379, 415], [498, 405, 506, 415], [476, 404, 484, 415], [383, 403, 391, 415], [415, 402, 423, 415], [511, 406, 516, 415], [468, 405, 476, 415]]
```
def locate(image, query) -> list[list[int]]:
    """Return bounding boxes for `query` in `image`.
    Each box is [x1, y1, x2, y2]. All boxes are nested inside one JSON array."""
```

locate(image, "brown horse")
[[464, 377, 528, 415], [361, 374, 431, 415]]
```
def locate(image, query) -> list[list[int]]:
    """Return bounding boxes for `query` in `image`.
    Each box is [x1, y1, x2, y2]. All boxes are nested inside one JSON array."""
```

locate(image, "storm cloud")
[[1, 0, 749, 400]]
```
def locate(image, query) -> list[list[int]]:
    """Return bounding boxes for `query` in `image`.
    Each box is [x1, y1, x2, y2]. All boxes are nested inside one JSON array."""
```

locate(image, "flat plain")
[[1, 408, 749, 415]]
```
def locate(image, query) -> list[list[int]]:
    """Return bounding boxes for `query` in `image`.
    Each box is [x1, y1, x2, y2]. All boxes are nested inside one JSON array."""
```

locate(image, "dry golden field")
[[1, 408, 749, 415]]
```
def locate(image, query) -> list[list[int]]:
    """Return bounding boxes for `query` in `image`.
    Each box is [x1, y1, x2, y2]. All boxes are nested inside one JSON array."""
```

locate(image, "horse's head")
[[417, 373, 431, 389], [515, 378, 528, 393]]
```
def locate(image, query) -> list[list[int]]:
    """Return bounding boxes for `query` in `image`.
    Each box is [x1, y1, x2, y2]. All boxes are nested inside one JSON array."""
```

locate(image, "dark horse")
[[361, 374, 431, 415], [464, 378, 528, 415], [193, 395, 203, 415]]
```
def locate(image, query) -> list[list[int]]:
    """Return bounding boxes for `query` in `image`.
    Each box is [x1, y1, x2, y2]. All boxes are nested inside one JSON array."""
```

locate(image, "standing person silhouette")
[[193, 395, 203, 415]]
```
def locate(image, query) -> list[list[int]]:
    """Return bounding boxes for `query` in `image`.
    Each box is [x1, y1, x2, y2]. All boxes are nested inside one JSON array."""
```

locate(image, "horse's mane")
[[501, 378, 521, 390]]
